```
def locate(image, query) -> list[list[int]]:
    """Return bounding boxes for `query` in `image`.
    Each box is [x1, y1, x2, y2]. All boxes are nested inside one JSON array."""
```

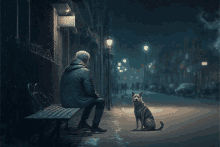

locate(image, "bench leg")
[[64, 121, 69, 130], [56, 121, 61, 140], [39, 130, 44, 143]]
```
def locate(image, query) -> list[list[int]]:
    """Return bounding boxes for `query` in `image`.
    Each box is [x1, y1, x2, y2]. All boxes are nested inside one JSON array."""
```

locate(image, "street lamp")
[[123, 58, 127, 63], [106, 37, 113, 110], [106, 38, 113, 47], [143, 46, 149, 86], [144, 46, 148, 51], [201, 61, 208, 66]]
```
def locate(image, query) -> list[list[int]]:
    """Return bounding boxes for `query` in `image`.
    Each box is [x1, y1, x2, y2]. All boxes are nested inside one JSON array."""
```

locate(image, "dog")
[[132, 92, 164, 131]]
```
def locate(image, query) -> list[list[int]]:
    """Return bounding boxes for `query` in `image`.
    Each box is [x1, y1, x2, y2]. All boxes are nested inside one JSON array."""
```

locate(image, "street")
[[2, 1, 220, 147], [58, 90, 219, 147]]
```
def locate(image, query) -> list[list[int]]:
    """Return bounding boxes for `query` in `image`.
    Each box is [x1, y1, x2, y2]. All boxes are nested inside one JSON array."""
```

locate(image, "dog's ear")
[[132, 92, 135, 97], [139, 92, 143, 97]]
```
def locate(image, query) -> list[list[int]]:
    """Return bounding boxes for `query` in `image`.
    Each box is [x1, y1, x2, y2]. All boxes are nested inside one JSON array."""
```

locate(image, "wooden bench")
[[25, 83, 81, 142]]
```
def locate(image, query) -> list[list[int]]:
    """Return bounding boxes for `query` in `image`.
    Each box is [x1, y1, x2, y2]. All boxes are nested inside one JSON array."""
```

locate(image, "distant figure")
[[60, 50, 107, 132]]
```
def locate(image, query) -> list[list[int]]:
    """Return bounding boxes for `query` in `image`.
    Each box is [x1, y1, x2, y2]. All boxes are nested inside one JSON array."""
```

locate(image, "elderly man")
[[60, 50, 107, 132]]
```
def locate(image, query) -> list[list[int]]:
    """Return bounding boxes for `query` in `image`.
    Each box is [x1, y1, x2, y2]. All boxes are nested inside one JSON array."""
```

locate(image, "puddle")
[[84, 138, 100, 146], [110, 120, 129, 146]]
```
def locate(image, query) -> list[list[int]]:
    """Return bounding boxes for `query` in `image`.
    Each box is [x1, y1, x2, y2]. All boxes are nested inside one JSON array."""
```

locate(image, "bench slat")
[[44, 104, 60, 111], [35, 106, 64, 119], [64, 108, 80, 119], [56, 109, 76, 119], [32, 105, 62, 118], [25, 102, 80, 120], [26, 105, 61, 119], [43, 104, 57, 111], [45, 107, 68, 119], [25, 105, 59, 119]]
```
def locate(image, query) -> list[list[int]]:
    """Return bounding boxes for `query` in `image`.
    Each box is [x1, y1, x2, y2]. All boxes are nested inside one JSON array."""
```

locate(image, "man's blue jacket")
[[60, 59, 100, 108]]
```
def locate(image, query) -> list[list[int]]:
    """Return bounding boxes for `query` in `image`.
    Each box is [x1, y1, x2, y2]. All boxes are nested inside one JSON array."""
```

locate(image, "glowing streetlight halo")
[[144, 46, 149, 51], [106, 38, 113, 47], [201, 61, 208, 66], [123, 58, 127, 63]]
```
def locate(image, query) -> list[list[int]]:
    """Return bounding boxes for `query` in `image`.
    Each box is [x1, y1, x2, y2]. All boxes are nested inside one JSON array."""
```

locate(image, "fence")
[[1, 40, 58, 128]]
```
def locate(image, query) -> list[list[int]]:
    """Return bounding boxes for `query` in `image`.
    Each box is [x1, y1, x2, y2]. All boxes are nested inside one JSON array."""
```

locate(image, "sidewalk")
[[58, 102, 219, 147]]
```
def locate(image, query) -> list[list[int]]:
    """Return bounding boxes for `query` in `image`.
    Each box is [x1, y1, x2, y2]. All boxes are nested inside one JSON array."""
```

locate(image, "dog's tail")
[[155, 121, 164, 131]]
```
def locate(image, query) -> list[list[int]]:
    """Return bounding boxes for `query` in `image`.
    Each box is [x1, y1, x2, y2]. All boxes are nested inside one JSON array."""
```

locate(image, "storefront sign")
[[57, 16, 75, 27]]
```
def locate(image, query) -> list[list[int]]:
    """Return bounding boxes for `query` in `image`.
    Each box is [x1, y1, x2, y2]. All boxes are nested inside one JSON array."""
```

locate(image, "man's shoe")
[[78, 122, 91, 129], [91, 127, 107, 132]]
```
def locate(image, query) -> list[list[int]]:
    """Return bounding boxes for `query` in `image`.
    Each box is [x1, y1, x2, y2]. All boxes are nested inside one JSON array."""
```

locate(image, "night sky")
[[104, 0, 219, 71]]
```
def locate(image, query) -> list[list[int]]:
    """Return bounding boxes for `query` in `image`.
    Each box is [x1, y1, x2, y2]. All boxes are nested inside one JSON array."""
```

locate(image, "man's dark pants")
[[80, 98, 105, 128]]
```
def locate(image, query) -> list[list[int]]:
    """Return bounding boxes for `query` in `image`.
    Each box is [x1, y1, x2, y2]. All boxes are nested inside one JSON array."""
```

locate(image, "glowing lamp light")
[[124, 68, 127, 71], [118, 63, 121, 66], [144, 46, 148, 51], [123, 59, 127, 63], [120, 70, 123, 73], [149, 65, 151, 68], [117, 67, 120, 69], [106, 39, 113, 46], [201, 61, 208, 66]]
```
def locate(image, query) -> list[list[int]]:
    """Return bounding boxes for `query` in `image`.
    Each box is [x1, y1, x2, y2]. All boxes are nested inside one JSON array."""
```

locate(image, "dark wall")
[[1, 0, 57, 125], [1, 41, 54, 124]]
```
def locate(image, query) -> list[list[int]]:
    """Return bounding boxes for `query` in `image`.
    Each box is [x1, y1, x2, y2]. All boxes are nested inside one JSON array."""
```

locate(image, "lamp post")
[[143, 45, 149, 86], [201, 61, 208, 88], [106, 38, 113, 110]]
